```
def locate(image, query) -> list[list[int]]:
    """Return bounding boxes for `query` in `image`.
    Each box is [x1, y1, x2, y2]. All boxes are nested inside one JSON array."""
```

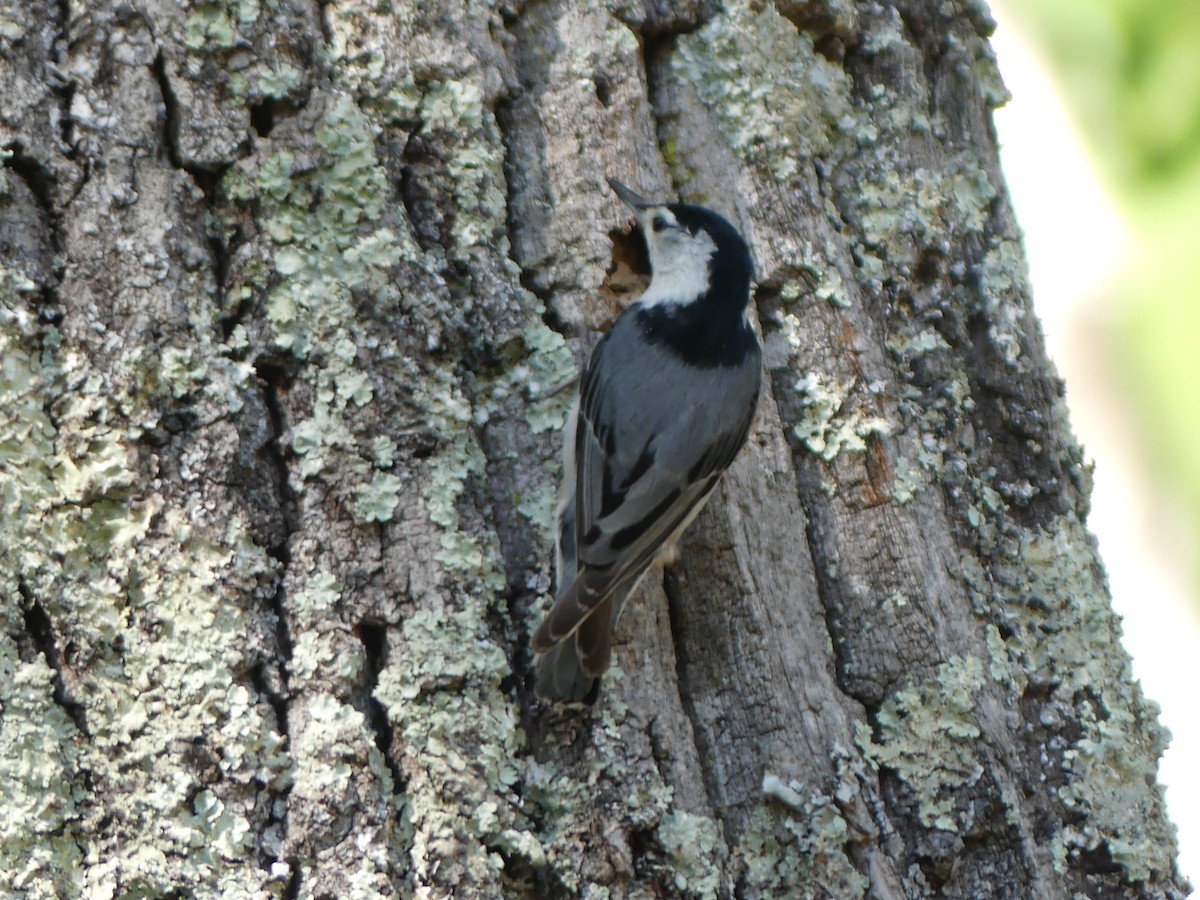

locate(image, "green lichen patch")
[[0, 643, 83, 898], [973, 238, 1030, 367], [523, 695, 691, 895], [994, 518, 1177, 880], [373, 607, 527, 894], [260, 97, 413, 356], [814, 266, 852, 309], [846, 154, 998, 273], [328, 29, 509, 259], [792, 372, 892, 462], [516, 481, 559, 547], [246, 95, 427, 518], [513, 318, 576, 435], [739, 785, 866, 898], [889, 455, 922, 504], [225, 62, 566, 889], [857, 655, 986, 831], [256, 62, 305, 100], [324, 2, 422, 122], [365, 321, 546, 895], [885, 328, 950, 359], [673, 0, 857, 179], [182, 0, 268, 50], [80, 509, 290, 888], [352, 471, 406, 524], [656, 810, 724, 896], [1, 221, 299, 893], [0, 13, 24, 41], [871, 190, 1176, 883], [418, 369, 506, 592], [183, 4, 239, 50], [288, 692, 397, 893], [417, 81, 508, 253]]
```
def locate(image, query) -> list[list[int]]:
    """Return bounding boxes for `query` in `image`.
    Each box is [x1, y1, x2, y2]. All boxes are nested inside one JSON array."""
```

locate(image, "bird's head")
[[608, 178, 752, 308]]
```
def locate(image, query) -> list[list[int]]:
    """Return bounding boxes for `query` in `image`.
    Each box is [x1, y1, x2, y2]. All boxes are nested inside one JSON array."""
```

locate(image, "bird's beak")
[[608, 177, 653, 211]]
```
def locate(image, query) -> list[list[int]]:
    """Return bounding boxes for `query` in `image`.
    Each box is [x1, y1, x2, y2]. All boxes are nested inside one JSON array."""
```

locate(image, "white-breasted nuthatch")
[[532, 178, 762, 701]]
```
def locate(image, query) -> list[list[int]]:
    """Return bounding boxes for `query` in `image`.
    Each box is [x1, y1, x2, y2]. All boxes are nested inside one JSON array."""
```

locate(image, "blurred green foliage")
[[1005, 0, 1200, 188], [1002, 0, 1200, 597]]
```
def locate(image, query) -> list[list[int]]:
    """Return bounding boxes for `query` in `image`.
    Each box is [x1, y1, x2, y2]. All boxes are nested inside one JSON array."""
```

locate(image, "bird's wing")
[[532, 331, 756, 656]]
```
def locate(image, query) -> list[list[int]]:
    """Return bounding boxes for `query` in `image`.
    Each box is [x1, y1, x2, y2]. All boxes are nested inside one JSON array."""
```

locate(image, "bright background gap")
[[989, 4, 1199, 891]]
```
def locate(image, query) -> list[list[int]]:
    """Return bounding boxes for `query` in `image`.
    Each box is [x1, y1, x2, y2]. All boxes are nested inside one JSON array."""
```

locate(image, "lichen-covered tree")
[[0, 0, 1187, 897]]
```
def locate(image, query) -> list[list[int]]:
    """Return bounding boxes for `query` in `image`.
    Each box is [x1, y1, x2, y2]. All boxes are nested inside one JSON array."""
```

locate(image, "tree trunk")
[[0, 0, 1186, 897]]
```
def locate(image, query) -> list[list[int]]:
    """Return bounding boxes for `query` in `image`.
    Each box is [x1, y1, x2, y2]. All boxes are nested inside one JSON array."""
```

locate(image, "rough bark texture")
[[0, 0, 1187, 898]]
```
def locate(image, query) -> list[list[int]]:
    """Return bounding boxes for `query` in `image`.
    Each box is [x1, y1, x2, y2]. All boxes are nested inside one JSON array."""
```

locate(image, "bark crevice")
[[49, 0, 76, 155], [150, 51, 183, 169], [19, 583, 89, 735], [256, 360, 299, 670], [151, 50, 236, 324], [253, 361, 300, 878], [356, 620, 405, 795], [494, 0, 571, 339], [2, 148, 65, 309], [639, 28, 676, 192], [661, 568, 724, 818]]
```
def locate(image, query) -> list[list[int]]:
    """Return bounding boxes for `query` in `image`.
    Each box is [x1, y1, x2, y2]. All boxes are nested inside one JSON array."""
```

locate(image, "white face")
[[634, 206, 716, 308]]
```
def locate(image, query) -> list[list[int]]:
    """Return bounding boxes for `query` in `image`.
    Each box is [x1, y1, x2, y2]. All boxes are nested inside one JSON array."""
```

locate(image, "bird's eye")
[[652, 215, 670, 232]]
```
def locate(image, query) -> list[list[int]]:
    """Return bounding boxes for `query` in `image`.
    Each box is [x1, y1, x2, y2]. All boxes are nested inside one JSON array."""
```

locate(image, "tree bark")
[[0, 0, 1186, 897]]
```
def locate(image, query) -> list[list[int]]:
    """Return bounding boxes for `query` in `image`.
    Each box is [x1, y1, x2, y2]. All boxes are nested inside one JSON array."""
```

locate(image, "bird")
[[531, 177, 762, 701]]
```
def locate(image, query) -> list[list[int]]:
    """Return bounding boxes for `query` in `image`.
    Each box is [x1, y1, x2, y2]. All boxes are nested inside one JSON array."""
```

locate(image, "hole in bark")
[[151, 52, 182, 167], [778, 2, 857, 60], [863, 432, 892, 507], [495, 842, 571, 898], [23, 590, 56, 660], [913, 246, 945, 284], [2, 144, 66, 306], [249, 661, 289, 738], [813, 32, 849, 62], [1076, 840, 1123, 876], [250, 100, 275, 138], [138, 409, 202, 447], [398, 134, 446, 252], [21, 585, 88, 732], [282, 866, 300, 899], [601, 224, 649, 313], [593, 74, 612, 107]]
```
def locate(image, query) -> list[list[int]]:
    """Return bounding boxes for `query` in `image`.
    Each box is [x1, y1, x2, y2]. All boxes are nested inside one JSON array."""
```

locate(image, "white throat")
[[635, 230, 716, 308]]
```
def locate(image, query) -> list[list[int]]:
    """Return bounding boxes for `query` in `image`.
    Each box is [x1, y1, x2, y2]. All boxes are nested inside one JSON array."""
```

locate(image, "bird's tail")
[[533, 595, 612, 701], [534, 489, 623, 701]]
